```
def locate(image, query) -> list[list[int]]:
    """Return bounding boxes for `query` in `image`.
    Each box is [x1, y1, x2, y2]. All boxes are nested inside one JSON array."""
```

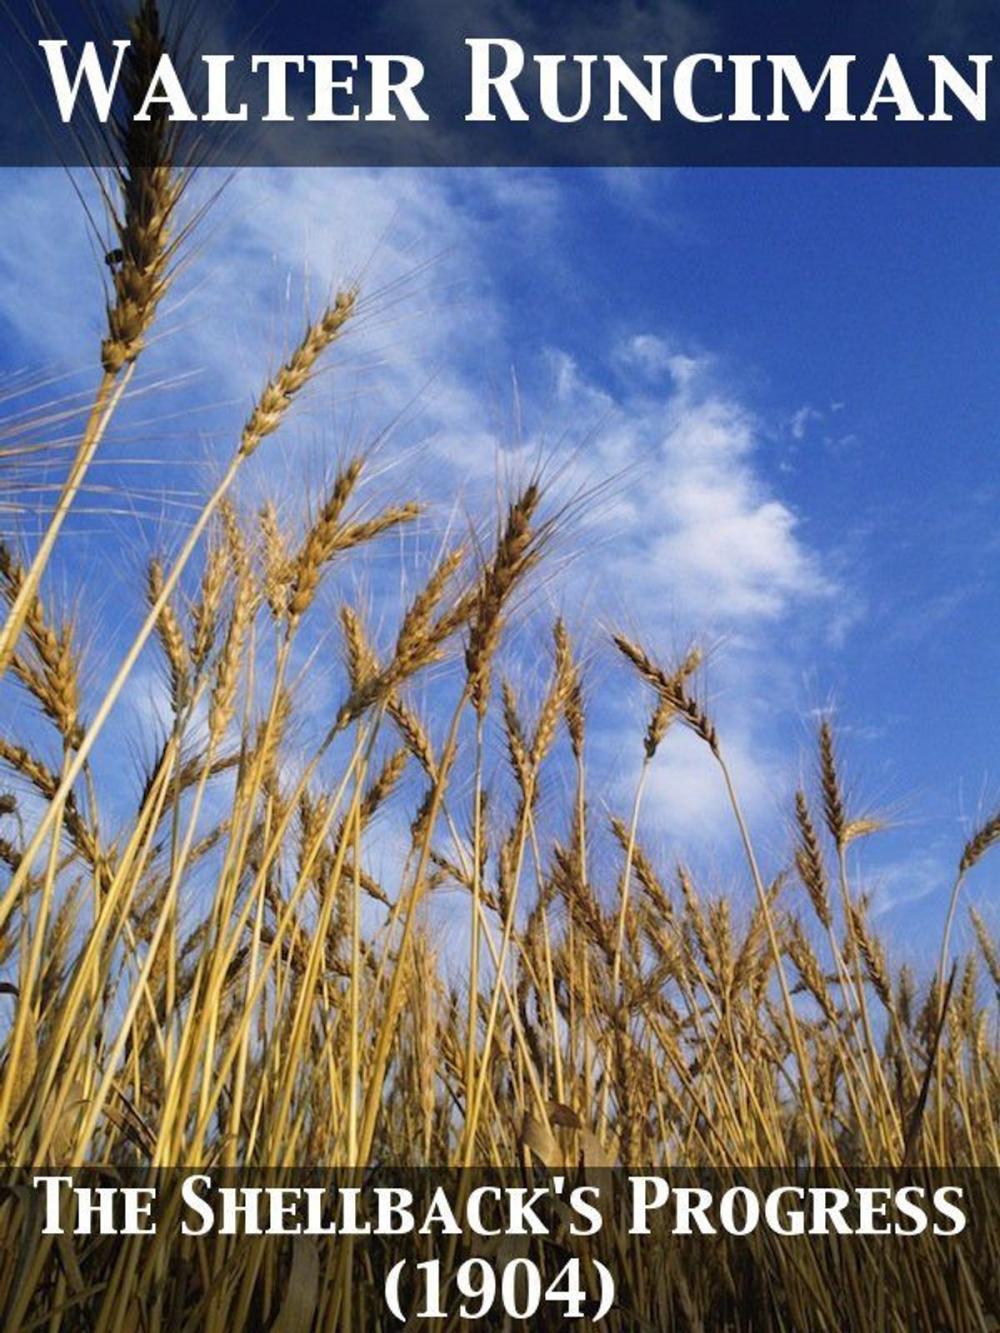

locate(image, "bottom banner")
[[1, 1167, 996, 1329]]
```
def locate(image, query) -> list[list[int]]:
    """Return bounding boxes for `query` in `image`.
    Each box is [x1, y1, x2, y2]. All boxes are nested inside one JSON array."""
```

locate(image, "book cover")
[[0, 2, 996, 1327]]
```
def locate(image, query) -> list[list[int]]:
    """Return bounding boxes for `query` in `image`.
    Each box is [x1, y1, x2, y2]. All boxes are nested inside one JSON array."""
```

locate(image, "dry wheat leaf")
[[270, 1236, 320, 1333]]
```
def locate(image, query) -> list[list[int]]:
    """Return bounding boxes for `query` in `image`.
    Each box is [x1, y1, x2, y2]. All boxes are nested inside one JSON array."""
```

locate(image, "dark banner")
[[2, 1168, 998, 1328], [5, 0, 1000, 166]]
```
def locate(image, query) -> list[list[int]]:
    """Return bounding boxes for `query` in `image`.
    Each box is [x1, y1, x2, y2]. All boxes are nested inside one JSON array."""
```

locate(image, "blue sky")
[[0, 166, 997, 963]]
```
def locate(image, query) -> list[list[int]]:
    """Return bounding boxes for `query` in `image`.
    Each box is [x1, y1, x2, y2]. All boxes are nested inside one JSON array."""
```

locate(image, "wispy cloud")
[[0, 164, 850, 880], [540, 339, 834, 625]]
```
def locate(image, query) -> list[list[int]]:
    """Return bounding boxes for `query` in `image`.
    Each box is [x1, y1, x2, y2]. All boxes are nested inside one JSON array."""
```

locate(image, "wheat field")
[[0, 4, 998, 1329]]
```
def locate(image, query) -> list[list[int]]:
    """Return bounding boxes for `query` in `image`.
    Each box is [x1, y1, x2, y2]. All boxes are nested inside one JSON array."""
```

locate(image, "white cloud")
[[869, 849, 948, 919], [790, 405, 822, 439], [617, 333, 705, 388], [536, 347, 834, 625], [632, 724, 786, 844]]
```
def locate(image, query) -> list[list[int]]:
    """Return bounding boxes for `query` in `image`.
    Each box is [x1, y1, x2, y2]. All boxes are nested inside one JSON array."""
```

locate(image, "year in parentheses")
[[383, 1255, 615, 1322]]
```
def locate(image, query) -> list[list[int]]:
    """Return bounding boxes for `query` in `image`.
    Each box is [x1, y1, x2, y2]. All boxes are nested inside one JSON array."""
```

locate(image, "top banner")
[[5, 0, 1000, 166]]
